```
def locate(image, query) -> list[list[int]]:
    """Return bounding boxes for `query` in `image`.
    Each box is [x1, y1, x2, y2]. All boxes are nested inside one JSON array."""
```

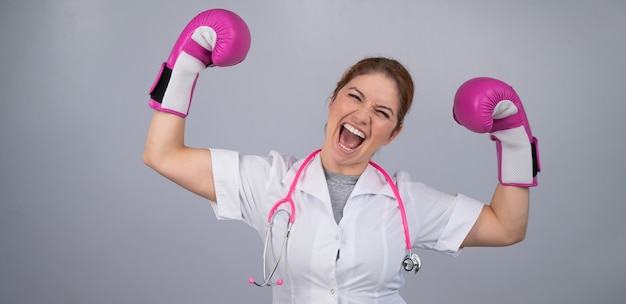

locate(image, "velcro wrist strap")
[[149, 63, 172, 104]]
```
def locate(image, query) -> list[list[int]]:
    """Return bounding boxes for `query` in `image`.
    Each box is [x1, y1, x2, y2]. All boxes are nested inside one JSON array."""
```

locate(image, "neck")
[[319, 147, 369, 176]]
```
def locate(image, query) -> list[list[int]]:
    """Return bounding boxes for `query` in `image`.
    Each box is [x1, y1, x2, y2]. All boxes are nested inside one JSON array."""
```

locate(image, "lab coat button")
[[335, 235, 340, 240], [330, 289, 336, 294]]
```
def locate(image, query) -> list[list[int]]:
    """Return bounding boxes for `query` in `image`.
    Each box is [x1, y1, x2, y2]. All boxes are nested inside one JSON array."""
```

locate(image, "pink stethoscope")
[[249, 149, 421, 287]]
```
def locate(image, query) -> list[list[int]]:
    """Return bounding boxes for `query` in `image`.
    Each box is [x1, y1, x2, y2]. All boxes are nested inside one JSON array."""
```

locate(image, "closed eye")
[[375, 105, 395, 120], [349, 93, 362, 102], [347, 87, 365, 102], [376, 109, 390, 119]]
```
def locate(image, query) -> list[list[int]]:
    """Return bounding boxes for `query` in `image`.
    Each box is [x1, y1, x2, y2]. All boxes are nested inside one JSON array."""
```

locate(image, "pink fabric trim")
[[182, 39, 213, 66], [148, 99, 188, 118]]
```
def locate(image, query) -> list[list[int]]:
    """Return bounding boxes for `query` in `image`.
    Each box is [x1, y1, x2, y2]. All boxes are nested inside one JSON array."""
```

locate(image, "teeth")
[[339, 142, 353, 152], [343, 123, 365, 139]]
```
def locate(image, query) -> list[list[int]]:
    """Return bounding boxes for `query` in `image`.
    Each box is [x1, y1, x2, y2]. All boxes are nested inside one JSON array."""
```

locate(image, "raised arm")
[[142, 9, 251, 202], [452, 77, 540, 247]]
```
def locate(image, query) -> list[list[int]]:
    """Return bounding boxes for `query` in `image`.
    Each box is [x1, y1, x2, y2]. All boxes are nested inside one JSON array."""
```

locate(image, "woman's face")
[[322, 73, 402, 175]]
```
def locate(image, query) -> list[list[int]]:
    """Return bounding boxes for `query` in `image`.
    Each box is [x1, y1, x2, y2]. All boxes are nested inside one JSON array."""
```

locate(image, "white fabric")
[[490, 100, 534, 184], [160, 53, 199, 114], [492, 100, 518, 119], [209, 149, 484, 304], [191, 26, 216, 52], [491, 126, 534, 184], [161, 27, 216, 114]]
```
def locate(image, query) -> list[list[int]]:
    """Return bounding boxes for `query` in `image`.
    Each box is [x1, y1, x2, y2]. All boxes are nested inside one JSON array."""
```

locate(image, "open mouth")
[[339, 123, 365, 152]]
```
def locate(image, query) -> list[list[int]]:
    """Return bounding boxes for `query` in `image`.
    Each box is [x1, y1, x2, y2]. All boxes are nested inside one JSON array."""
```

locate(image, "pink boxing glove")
[[149, 9, 251, 117], [453, 77, 540, 187]]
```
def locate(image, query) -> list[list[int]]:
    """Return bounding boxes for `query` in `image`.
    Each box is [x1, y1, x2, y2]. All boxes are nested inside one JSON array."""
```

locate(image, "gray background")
[[1, 0, 625, 303]]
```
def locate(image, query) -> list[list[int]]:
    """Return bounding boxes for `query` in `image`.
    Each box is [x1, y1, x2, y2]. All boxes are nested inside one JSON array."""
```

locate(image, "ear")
[[384, 123, 403, 145]]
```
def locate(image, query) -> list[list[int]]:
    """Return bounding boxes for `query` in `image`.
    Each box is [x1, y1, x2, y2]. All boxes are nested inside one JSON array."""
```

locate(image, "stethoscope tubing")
[[265, 149, 319, 224], [250, 149, 418, 287], [367, 161, 411, 251]]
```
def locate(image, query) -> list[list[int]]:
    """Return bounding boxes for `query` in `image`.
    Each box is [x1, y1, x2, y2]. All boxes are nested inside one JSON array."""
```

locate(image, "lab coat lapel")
[[281, 153, 331, 205], [350, 163, 396, 199]]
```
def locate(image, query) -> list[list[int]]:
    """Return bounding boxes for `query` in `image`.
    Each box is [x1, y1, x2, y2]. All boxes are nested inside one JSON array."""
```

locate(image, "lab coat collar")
[[281, 152, 396, 204], [352, 164, 396, 199], [281, 152, 330, 204]]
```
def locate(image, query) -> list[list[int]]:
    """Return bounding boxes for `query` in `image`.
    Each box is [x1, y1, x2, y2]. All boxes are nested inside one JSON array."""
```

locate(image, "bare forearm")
[[463, 183, 530, 247], [489, 183, 530, 244], [143, 111, 186, 166], [142, 111, 217, 201]]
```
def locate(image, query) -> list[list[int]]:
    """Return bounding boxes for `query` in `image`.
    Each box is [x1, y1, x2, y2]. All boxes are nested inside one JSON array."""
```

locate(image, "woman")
[[144, 9, 536, 303]]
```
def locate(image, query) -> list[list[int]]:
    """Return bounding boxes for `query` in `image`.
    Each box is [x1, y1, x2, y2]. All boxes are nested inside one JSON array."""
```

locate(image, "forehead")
[[344, 73, 400, 107]]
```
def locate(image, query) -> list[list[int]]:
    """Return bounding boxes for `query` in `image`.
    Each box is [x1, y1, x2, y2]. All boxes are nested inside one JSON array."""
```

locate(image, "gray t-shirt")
[[324, 170, 359, 224]]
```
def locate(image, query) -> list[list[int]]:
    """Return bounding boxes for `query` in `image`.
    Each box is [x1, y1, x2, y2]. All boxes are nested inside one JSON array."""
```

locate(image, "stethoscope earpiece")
[[249, 277, 283, 287]]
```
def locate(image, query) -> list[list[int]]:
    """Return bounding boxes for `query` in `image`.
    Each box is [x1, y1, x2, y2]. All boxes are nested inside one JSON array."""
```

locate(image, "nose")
[[353, 105, 371, 125]]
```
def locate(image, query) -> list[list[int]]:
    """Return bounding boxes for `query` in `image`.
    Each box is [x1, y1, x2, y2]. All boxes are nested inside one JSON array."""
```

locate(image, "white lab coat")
[[210, 149, 483, 304]]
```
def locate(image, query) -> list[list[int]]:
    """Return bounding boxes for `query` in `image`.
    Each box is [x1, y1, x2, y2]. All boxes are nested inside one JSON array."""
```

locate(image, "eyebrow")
[[348, 86, 396, 116]]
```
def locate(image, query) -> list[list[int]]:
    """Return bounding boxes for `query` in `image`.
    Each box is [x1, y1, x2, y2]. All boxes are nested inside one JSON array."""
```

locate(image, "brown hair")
[[331, 57, 414, 132]]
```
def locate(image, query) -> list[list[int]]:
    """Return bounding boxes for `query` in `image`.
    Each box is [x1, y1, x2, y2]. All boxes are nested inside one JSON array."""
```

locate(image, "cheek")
[[328, 102, 352, 120], [374, 119, 396, 134]]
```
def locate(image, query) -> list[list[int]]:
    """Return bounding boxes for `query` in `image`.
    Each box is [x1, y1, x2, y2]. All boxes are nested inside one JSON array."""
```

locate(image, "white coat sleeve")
[[398, 172, 483, 256], [208, 149, 296, 233]]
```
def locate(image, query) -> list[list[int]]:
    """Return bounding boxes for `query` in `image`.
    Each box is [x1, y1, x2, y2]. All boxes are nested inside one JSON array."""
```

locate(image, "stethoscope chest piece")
[[402, 252, 422, 274]]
